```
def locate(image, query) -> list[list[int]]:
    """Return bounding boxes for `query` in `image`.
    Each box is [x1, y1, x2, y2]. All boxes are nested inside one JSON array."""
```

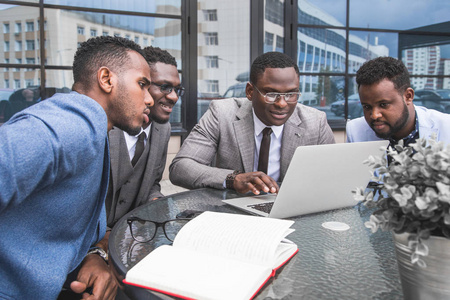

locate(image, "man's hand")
[[70, 254, 119, 300], [233, 172, 279, 195]]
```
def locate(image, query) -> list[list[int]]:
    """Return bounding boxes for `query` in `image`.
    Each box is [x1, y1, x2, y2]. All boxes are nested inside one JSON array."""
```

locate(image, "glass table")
[[109, 188, 403, 300]]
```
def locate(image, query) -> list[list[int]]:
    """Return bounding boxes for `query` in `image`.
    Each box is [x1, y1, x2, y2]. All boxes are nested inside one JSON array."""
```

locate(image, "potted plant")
[[354, 135, 450, 299]]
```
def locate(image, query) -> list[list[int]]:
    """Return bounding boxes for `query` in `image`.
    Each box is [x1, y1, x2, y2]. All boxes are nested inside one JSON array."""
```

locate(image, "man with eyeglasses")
[[105, 46, 183, 230], [170, 51, 334, 194]]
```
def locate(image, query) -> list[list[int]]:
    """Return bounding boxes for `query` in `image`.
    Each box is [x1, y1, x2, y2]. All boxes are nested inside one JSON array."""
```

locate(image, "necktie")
[[257, 127, 272, 174], [131, 132, 146, 167]]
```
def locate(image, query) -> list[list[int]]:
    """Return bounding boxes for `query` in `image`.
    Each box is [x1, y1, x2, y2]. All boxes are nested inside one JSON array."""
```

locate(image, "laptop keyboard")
[[247, 202, 274, 213]]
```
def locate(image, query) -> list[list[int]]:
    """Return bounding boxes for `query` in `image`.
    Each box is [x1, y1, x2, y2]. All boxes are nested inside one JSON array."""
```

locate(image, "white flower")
[[393, 193, 408, 207], [353, 187, 366, 202], [411, 253, 427, 268], [415, 196, 428, 210], [364, 215, 380, 233], [415, 242, 429, 257], [436, 182, 450, 203]]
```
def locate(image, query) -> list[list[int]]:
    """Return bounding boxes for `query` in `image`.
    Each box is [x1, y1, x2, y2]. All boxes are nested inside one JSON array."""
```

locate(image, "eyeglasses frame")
[[251, 82, 301, 104], [150, 82, 185, 97]]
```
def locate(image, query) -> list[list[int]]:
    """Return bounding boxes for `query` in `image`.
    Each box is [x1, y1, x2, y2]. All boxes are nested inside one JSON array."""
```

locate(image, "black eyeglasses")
[[127, 216, 191, 243], [150, 82, 185, 97], [251, 83, 301, 104]]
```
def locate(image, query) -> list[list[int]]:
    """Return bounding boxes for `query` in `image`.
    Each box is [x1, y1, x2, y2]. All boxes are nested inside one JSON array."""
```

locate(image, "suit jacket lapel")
[[280, 112, 304, 180], [234, 102, 255, 172], [416, 106, 439, 139], [136, 123, 160, 203]]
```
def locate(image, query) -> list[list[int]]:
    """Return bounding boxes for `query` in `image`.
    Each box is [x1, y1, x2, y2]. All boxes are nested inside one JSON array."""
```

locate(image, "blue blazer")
[[0, 92, 109, 299], [346, 105, 450, 145]]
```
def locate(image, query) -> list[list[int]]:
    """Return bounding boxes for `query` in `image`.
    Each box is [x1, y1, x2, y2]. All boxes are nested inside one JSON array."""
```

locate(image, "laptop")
[[222, 140, 389, 218]]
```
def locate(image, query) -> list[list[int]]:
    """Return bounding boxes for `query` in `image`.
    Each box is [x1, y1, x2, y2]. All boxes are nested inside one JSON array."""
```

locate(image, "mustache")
[[370, 120, 387, 126]]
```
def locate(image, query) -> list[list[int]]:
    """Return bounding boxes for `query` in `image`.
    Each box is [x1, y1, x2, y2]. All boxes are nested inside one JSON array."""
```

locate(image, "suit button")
[[119, 199, 125, 204]]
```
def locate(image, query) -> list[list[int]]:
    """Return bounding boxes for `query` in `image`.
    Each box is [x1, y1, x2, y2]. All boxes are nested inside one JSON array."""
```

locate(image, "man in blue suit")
[[346, 56, 450, 146], [0, 36, 153, 299]]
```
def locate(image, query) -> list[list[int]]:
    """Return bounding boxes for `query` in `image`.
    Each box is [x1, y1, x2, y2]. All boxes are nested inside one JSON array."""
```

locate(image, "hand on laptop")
[[234, 172, 279, 195]]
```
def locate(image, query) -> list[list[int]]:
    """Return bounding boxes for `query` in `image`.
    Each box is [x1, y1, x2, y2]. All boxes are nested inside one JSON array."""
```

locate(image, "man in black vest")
[[106, 47, 184, 228]]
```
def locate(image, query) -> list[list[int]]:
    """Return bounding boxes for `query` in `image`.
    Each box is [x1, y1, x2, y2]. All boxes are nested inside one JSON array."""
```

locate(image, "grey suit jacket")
[[106, 122, 170, 227], [169, 98, 335, 190]]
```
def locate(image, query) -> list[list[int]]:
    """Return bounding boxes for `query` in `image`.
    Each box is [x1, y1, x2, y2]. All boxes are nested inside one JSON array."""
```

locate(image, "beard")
[[149, 111, 170, 124], [371, 102, 409, 140], [110, 81, 143, 136]]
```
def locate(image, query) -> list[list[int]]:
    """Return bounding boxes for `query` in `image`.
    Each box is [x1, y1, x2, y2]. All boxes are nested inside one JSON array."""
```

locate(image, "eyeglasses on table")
[[127, 216, 191, 243]]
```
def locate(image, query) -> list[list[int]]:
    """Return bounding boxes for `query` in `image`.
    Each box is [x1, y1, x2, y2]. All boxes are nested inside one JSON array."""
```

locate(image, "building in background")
[[0, 5, 154, 90]]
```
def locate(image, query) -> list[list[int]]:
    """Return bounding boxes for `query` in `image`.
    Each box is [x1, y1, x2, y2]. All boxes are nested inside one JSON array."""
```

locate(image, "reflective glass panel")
[[297, 28, 346, 73], [348, 31, 398, 73], [1, 77, 42, 123], [300, 75, 350, 120], [45, 69, 73, 91], [197, 0, 251, 121], [1, 1, 38, 3], [264, 0, 284, 53], [350, 0, 448, 30], [43, 0, 182, 15], [400, 38, 450, 77], [0, 5, 41, 82], [411, 77, 450, 114], [298, 0, 346, 26], [43, 9, 181, 67]]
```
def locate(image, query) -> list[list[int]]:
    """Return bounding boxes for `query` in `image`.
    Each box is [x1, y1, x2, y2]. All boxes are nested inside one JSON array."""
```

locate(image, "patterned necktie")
[[257, 127, 272, 174], [131, 132, 146, 167]]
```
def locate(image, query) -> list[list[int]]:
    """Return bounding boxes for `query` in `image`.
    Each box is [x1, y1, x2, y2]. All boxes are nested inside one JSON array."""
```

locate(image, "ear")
[[97, 67, 115, 94], [404, 87, 414, 105], [245, 82, 253, 101]]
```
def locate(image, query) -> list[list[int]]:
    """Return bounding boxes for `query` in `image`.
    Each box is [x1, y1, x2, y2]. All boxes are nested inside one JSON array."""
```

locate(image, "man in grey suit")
[[106, 47, 184, 228], [170, 52, 335, 195]]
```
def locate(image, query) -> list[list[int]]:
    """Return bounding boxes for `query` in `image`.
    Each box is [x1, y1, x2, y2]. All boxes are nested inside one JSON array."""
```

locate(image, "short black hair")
[[356, 56, 410, 94], [143, 46, 177, 69], [250, 52, 300, 85], [72, 36, 144, 90]]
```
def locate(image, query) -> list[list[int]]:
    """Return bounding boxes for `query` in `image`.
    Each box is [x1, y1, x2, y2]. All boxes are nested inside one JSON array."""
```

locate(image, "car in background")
[[223, 82, 247, 98], [0, 88, 15, 124], [0, 88, 14, 101], [330, 94, 363, 119], [414, 89, 450, 113]]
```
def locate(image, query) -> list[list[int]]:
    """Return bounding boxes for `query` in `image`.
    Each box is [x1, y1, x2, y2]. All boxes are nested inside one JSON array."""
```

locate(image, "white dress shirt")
[[252, 109, 283, 182], [123, 124, 152, 161]]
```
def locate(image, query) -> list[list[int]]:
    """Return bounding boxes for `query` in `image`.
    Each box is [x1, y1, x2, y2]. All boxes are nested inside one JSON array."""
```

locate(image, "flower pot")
[[393, 233, 450, 300]]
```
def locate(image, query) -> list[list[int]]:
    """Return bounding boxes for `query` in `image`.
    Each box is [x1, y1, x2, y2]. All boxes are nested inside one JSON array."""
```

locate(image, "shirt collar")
[[388, 110, 419, 145], [252, 109, 284, 138], [124, 123, 152, 153]]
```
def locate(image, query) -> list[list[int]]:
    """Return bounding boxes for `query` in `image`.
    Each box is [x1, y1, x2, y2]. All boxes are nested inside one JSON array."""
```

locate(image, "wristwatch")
[[226, 170, 242, 190], [87, 246, 108, 263]]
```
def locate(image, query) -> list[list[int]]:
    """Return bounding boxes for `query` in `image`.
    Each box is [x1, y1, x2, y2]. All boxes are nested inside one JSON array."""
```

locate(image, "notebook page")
[[125, 245, 272, 300], [173, 211, 295, 266]]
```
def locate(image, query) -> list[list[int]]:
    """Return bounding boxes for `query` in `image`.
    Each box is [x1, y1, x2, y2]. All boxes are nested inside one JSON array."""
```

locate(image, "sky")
[[306, 0, 449, 30], [305, 0, 450, 58], [1, 1, 448, 58]]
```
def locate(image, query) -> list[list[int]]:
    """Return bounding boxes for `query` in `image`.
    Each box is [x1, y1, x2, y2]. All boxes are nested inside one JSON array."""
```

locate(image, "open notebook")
[[222, 140, 389, 218]]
